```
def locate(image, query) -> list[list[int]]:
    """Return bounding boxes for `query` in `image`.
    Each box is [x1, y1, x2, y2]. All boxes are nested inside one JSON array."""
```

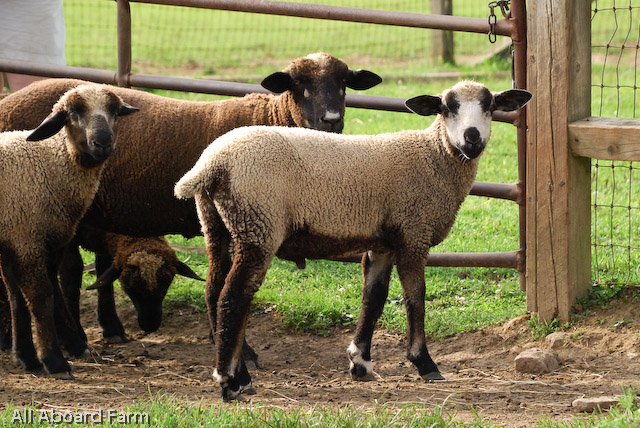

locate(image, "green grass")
[[1, 396, 498, 428]]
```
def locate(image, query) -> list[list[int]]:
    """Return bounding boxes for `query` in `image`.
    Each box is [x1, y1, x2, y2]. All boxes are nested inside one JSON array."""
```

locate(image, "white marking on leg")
[[347, 341, 373, 374], [212, 368, 224, 383]]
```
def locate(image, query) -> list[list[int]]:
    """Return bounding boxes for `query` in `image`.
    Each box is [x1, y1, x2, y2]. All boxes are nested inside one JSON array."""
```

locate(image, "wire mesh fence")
[[591, 0, 640, 286], [60, 0, 502, 81]]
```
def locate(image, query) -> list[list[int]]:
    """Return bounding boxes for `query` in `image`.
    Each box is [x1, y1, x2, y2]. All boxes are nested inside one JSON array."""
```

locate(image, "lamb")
[[174, 80, 532, 400], [60, 227, 204, 343], [0, 53, 382, 351], [0, 84, 138, 377]]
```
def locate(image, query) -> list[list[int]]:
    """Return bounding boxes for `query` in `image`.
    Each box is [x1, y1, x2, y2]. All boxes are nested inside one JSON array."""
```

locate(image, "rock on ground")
[[572, 396, 619, 413], [514, 348, 559, 374]]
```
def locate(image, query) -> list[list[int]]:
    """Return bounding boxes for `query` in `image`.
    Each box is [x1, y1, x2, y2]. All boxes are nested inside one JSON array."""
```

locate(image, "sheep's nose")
[[92, 129, 114, 148], [321, 110, 342, 125], [464, 127, 481, 144]]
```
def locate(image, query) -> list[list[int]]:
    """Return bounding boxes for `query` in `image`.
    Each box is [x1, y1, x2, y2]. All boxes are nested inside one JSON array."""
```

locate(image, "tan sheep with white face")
[[0, 84, 138, 378], [175, 81, 532, 400]]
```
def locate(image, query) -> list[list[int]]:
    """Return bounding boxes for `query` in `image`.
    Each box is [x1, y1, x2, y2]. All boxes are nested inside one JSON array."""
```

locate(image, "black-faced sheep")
[[0, 53, 382, 355], [174, 80, 532, 400], [0, 84, 138, 377]]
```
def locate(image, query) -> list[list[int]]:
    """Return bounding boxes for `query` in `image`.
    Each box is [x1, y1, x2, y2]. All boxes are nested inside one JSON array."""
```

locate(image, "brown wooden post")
[[430, 0, 454, 63], [526, 1, 592, 322]]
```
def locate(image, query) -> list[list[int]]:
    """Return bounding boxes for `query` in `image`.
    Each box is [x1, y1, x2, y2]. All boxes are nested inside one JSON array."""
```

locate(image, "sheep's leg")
[[16, 255, 72, 377], [396, 254, 443, 381], [94, 253, 126, 343], [206, 244, 261, 370], [199, 203, 260, 369], [348, 250, 393, 381], [0, 280, 12, 351], [1, 253, 41, 371], [49, 252, 88, 358], [58, 243, 88, 343], [214, 243, 272, 401]]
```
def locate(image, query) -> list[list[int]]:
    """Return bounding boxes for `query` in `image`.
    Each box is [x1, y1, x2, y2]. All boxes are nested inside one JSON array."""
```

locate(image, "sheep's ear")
[[118, 103, 139, 116], [175, 261, 205, 281], [261, 72, 294, 93], [404, 95, 443, 116], [86, 264, 121, 290], [492, 89, 533, 112], [26, 111, 67, 141], [346, 69, 382, 90]]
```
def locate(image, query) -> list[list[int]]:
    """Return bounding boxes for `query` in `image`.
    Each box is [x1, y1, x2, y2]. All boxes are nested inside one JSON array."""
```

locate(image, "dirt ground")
[[1, 292, 639, 427]]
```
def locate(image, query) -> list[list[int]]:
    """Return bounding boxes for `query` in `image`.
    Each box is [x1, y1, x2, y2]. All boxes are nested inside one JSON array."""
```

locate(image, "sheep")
[[88, 230, 204, 336], [0, 84, 138, 377], [58, 227, 204, 343], [0, 53, 382, 357], [174, 80, 532, 400]]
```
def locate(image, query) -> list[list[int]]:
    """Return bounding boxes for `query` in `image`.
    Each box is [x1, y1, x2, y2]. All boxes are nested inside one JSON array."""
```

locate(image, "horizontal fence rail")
[[134, 0, 513, 35], [170, 244, 521, 269], [0, 0, 527, 276]]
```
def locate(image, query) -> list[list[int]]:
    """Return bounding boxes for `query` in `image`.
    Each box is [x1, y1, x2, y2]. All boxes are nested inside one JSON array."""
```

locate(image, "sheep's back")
[[207, 126, 472, 250], [0, 79, 271, 237]]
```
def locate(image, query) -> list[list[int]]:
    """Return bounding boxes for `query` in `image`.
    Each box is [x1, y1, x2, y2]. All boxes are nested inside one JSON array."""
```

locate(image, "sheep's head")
[[87, 250, 203, 333], [261, 52, 382, 133], [405, 81, 532, 162], [27, 84, 138, 168]]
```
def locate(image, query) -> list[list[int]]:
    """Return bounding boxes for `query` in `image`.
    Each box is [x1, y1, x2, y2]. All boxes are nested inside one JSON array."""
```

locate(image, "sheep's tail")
[[174, 156, 219, 199]]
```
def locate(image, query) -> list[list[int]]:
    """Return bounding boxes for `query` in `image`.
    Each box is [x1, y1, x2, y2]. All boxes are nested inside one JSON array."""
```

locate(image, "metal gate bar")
[[133, 0, 513, 35]]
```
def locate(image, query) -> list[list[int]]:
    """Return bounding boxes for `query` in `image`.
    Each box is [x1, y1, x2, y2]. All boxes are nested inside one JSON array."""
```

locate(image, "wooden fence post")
[[526, 1, 592, 322], [430, 0, 454, 63]]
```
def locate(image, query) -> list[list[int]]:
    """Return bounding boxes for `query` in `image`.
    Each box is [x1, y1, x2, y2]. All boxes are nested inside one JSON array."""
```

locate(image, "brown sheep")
[[0, 84, 138, 377], [85, 228, 204, 338], [0, 53, 382, 360]]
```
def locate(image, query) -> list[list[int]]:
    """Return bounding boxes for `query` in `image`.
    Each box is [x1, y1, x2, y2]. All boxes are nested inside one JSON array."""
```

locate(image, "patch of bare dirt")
[[1, 292, 639, 427]]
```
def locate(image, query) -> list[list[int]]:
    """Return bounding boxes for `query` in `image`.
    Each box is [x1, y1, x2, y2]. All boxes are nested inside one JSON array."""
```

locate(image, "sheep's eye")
[[441, 106, 450, 117]]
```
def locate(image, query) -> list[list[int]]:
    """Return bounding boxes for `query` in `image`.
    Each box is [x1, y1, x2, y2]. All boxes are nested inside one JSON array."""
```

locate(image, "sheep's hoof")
[[351, 372, 376, 382], [104, 334, 128, 344], [50, 371, 75, 380], [26, 365, 46, 376], [63, 346, 91, 359], [420, 371, 445, 381], [15, 355, 43, 373], [220, 380, 253, 402], [349, 362, 374, 381]]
